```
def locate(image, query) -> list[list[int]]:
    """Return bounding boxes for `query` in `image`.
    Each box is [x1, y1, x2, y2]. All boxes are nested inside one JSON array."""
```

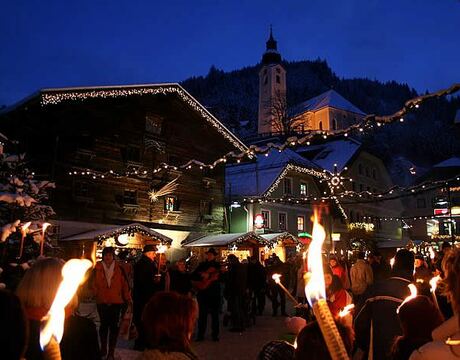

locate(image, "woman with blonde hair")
[[137, 291, 199, 360], [410, 246, 460, 359], [16, 257, 100, 360]]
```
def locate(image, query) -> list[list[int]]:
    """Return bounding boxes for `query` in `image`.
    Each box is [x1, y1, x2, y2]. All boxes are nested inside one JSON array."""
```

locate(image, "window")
[[145, 114, 163, 135], [276, 75, 280, 84], [123, 190, 137, 205], [358, 163, 363, 175], [300, 183, 308, 196], [264, 76, 268, 85], [372, 168, 377, 180], [365, 167, 370, 177], [283, 178, 293, 195], [74, 181, 90, 198], [297, 216, 305, 231], [278, 213, 287, 231], [352, 182, 356, 191], [126, 145, 141, 163], [200, 200, 213, 216], [164, 196, 179, 212], [417, 198, 427, 209], [332, 118, 337, 131], [262, 210, 270, 229], [359, 184, 364, 192]]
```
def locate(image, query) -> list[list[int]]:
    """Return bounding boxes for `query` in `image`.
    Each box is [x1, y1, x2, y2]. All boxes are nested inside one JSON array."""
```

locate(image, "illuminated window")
[[279, 213, 287, 231], [164, 196, 178, 212], [283, 178, 293, 195], [262, 210, 271, 228], [300, 183, 308, 196], [297, 216, 305, 231]]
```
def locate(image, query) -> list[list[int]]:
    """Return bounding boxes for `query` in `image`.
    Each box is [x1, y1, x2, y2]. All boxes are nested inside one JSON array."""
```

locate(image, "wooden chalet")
[[0, 84, 248, 258], [182, 232, 268, 262], [260, 232, 300, 261]]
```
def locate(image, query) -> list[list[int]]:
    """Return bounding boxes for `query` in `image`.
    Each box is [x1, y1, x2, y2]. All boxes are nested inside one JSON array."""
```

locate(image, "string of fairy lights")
[[50, 83, 460, 178]]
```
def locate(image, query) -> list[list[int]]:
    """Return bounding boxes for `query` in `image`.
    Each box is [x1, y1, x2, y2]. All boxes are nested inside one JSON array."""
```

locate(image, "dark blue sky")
[[1, 0, 459, 106]]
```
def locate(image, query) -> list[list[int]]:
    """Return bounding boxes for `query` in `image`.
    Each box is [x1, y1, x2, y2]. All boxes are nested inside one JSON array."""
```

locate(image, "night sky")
[[1, 0, 459, 106]]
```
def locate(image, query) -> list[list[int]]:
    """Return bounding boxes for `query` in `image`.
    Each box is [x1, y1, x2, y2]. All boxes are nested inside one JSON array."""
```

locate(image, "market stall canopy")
[[60, 223, 172, 244], [183, 232, 267, 247], [261, 232, 300, 246]]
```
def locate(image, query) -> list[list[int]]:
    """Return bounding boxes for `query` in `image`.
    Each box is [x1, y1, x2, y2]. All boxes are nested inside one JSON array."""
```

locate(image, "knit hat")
[[143, 244, 157, 253], [257, 340, 295, 360]]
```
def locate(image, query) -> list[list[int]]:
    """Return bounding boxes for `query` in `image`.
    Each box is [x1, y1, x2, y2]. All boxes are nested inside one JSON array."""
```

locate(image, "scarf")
[[102, 261, 115, 288]]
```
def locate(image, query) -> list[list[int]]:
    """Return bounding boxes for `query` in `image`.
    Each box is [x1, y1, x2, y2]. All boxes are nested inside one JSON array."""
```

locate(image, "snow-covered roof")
[[260, 232, 299, 244], [183, 232, 266, 247], [433, 157, 460, 168], [291, 89, 366, 117], [297, 138, 361, 172], [226, 148, 319, 197], [60, 223, 173, 244]]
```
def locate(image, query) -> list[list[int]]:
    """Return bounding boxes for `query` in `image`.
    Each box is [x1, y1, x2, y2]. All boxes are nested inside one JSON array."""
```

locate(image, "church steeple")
[[262, 26, 282, 65], [258, 27, 286, 135]]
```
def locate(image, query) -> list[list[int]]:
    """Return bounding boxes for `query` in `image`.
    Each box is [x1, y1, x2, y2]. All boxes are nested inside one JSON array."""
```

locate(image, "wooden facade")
[[0, 84, 247, 254]]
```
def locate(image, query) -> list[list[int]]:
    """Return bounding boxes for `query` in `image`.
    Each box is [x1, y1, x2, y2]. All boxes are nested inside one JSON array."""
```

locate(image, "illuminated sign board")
[[254, 214, 264, 229]]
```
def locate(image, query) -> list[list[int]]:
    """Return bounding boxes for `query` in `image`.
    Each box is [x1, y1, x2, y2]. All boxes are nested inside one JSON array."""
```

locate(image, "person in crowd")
[[118, 250, 134, 289], [409, 246, 460, 359], [224, 254, 248, 332], [16, 257, 100, 360], [0, 289, 28, 360], [191, 247, 221, 341], [350, 251, 373, 305], [354, 249, 415, 360], [369, 250, 391, 282], [169, 259, 192, 296], [324, 270, 352, 318], [247, 255, 267, 316], [329, 255, 347, 288], [295, 320, 354, 360], [137, 291, 199, 360], [435, 241, 452, 275], [266, 254, 288, 317], [413, 255, 432, 283], [257, 340, 295, 360], [295, 258, 307, 305], [391, 295, 443, 360], [133, 244, 161, 350], [93, 247, 132, 360]]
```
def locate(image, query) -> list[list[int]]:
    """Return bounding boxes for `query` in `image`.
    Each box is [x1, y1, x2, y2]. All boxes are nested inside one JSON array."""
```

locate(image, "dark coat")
[[133, 255, 160, 320], [247, 261, 266, 291], [192, 260, 221, 299], [354, 272, 412, 360], [169, 269, 192, 295]]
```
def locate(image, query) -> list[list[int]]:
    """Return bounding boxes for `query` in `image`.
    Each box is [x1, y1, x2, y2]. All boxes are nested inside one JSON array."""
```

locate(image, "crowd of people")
[[0, 241, 459, 360]]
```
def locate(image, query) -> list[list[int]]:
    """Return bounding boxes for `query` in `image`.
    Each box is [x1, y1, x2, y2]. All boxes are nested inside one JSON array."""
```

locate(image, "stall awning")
[[60, 223, 173, 244], [183, 232, 267, 247], [260, 232, 299, 245]]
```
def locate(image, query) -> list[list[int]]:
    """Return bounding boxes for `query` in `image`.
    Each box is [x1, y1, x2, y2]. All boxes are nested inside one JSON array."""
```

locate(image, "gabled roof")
[[297, 138, 361, 172], [433, 157, 460, 168], [226, 148, 319, 197], [2, 83, 247, 153], [60, 223, 173, 244], [291, 89, 366, 117], [183, 232, 266, 247], [260, 232, 299, 245]]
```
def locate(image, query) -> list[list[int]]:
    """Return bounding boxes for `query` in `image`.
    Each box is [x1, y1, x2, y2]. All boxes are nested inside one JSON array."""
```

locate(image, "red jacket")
[[92, 261, 131, 305]]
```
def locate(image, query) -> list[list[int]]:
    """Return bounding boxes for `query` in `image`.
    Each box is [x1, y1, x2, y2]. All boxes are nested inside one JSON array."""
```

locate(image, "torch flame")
[[21, 221, 32, 233], [157, 244, 168, 254], [305, 211, 326, 306], [390, 257, 395, 268], [397, 283, 418, 314], [429, 247, 435, 260], [272, 273, 282, 284], [302, 251, 307, 260], [430, 275, 441, 293], [42, 222, 51, 232], [40, 259, 92, 350], [338, 304, 355, 318]]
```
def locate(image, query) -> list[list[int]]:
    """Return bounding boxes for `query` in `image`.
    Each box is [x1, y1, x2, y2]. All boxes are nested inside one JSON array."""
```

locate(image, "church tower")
[[258, 27, 286, 135]]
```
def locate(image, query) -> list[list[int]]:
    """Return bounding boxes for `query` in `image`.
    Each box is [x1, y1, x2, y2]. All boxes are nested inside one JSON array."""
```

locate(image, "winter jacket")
[[92, 261, 131, 305], [354, 274, 412, 360], [432, 314, 459, 340], [350, 259, 373, 295], [136, 349, 199, 360]]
